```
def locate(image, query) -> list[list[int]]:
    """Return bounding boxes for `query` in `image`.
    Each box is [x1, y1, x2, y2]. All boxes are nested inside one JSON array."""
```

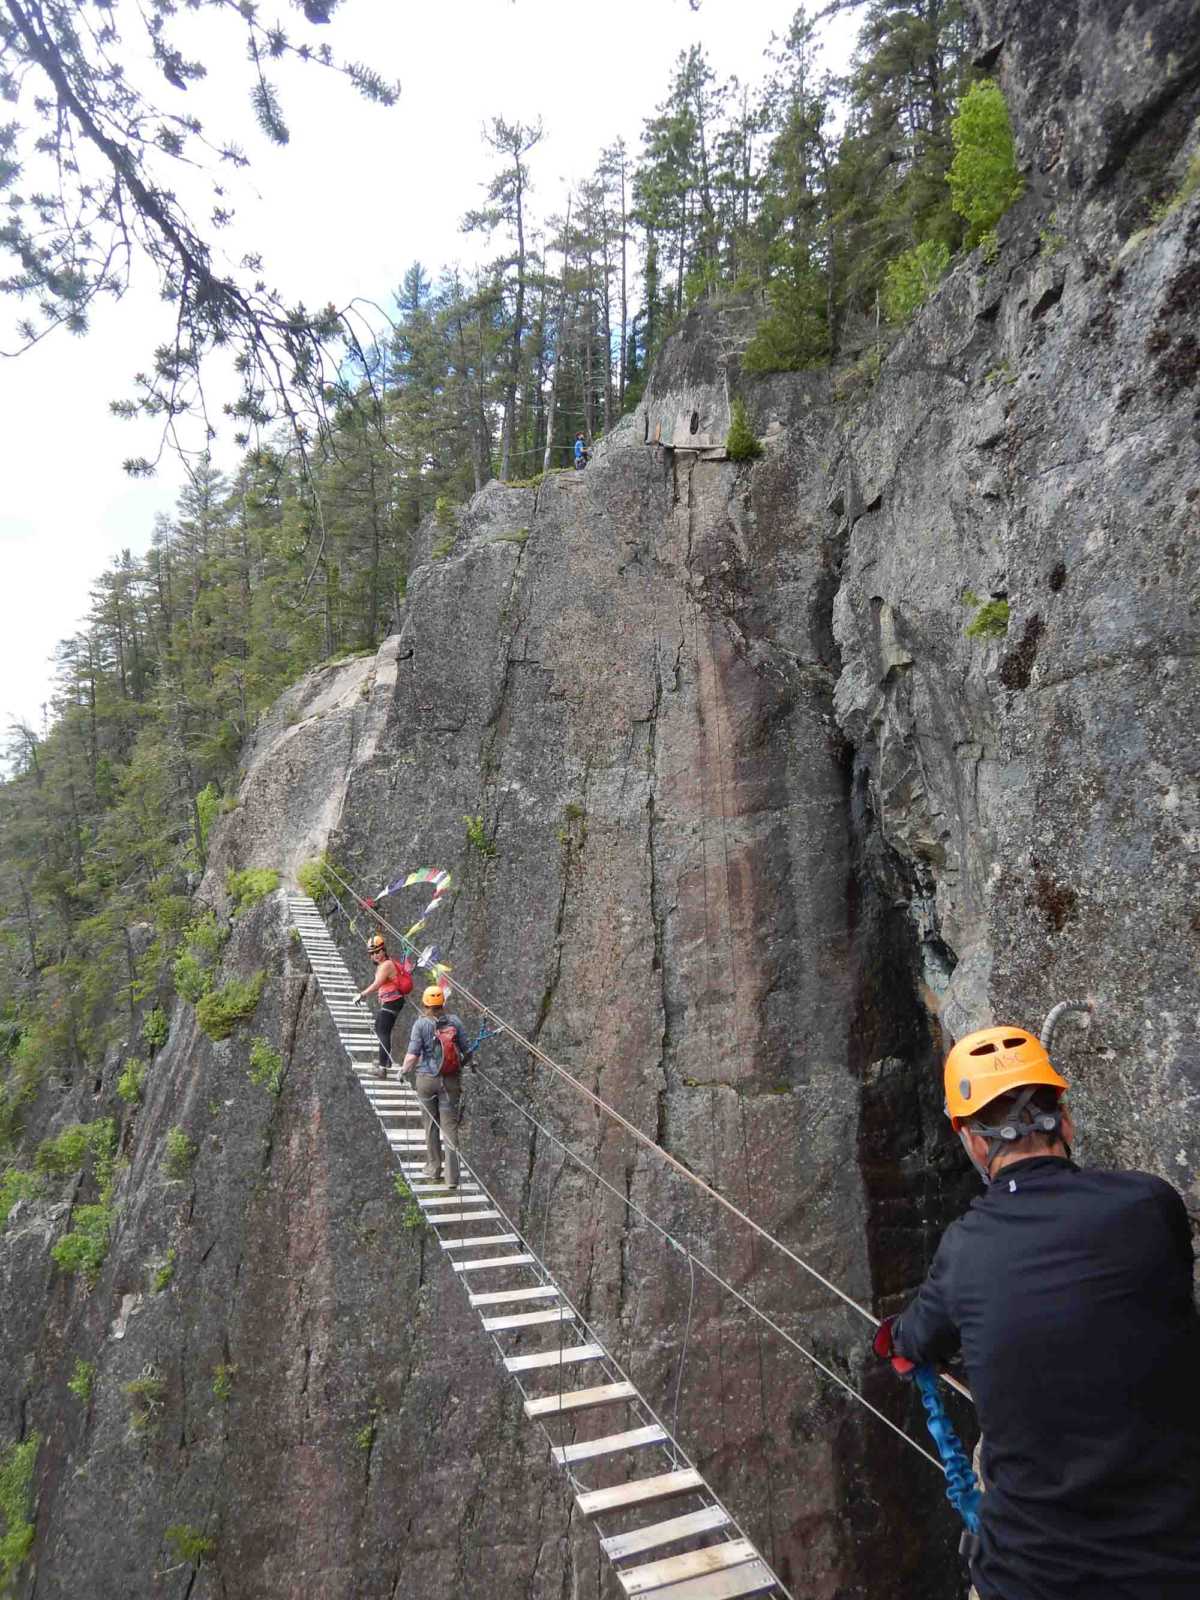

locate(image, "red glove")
[[872, 1315, 916, 1378]]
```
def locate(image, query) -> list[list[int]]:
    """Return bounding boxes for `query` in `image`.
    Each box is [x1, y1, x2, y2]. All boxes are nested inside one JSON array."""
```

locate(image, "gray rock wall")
[[4, 2, 1198, 1595]]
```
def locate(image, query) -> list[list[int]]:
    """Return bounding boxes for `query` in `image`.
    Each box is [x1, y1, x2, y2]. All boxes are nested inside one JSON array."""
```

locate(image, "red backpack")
[[433, 1020, 463, 1075]]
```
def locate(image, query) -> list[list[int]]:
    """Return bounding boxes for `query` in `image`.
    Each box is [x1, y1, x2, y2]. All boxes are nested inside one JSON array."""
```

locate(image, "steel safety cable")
[[465, 1055, 944, 1472], [321, 864, 971, 1403], [336, 979, 781, 1529], [322, 862, 886, 1330], [296, 898, 945, 1473]]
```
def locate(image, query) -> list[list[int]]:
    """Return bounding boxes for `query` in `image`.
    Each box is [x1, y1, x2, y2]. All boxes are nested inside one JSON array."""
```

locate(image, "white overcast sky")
[[0, 0, 857, 734]]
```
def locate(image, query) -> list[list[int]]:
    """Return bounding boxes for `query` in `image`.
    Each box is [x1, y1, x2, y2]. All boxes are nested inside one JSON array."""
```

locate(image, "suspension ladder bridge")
[[287, 893, 791, 1600]]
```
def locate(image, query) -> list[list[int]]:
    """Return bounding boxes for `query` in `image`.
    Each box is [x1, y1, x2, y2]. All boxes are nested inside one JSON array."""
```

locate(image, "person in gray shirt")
[[402, 986, 471, 1188]]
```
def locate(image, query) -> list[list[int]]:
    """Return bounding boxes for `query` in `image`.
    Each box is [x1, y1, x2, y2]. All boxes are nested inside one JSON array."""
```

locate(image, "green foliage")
[[725, 398, 763, 462], [743, 261, 830, 374], [296, 856, 332, 904], [0, 1433, 38, 1589], [117, 1057, 147, 1104], [124, 1368, 165, 1435], [948, 79, 1023, 246], [882, 241, 951, 323], [430, 536, 455, 561], [164, 1524, 214, 1567], [141, 1009, 169, 1053], [434, 495, 458, 529], [463, 814, 496, 859], [195, 784, 221, 850], [226, 867, 280, 914], [151, 1247, 177, 1293], [491, 528, 529, 545], [0, 1170, 40, 1228], [247, 1036, 284, 1097], [194, 972, 265, 1041], [36, 1118, 115, 1179], [67, 1359, 96, 1404], [211, 1364, 236, 1404], [51, 1204, 112, 1284], [172, 946, 212, 1006], [1038, 214, 1066, 255], [963, 594, 1011, 639], [162, 1127, 198, 1181], [394, 1172, 424, 1231]]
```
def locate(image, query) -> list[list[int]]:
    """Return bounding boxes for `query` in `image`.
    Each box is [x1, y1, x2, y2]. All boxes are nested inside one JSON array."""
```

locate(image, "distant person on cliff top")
[[874, 1025, 1200, 1600], [355, 932, 412, 1078], [402, 986, 472, 1189], [573, 433, 587, 470]]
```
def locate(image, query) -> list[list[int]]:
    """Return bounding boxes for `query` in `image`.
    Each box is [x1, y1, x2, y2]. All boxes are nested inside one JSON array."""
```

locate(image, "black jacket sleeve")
[[893, 1225, 964, 1366]]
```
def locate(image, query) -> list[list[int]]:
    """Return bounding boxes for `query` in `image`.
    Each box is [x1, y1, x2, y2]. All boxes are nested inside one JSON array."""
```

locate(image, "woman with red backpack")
[[355, 932, 413, 1078]]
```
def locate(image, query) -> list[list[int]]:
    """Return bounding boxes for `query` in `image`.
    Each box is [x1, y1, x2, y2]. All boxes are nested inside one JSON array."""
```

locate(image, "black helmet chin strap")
[[964, 1086, 1066, 1184]]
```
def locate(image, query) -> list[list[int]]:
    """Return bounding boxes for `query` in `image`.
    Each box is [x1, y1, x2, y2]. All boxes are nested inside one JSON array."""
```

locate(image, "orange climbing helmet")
[[944, 1026, 1067, 1129], [367, 932, 386, 955], [422, 986, 445, 1009]]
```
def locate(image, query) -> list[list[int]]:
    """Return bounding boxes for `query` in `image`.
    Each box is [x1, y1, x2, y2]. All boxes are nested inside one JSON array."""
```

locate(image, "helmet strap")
[[965, 1085, 1064, 1184]]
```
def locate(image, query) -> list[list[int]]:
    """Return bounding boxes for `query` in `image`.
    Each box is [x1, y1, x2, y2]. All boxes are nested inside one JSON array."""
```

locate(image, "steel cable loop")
[[321, 861, 973, 1407], [309, 872, 950, 1465]]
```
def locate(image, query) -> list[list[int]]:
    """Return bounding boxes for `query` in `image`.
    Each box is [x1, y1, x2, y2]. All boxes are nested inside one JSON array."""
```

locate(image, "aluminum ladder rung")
[[525, 1381, 637, 1418], [441, 1233, 519, 1250], [552, 1423, 666, 1465], [481, 1308, 575, 1332], [618, 1540, 759, 1597], [634, 1560, 777, 1600], [434, 1210, 500, 1223], [505, 1344, 604, 1374], [469, 1286, 560, 1307], [600, 1506, 733, 1563], [576, 1470, 704, 1517], [453, 1253, 534, 1272]]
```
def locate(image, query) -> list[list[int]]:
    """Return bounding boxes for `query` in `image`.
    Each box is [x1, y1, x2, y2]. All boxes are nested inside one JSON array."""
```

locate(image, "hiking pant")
[[375, 1005, 401, 1070], [416, 1071, 462, 1185]]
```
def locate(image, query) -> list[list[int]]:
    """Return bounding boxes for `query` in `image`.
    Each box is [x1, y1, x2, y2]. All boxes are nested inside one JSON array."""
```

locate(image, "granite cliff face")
[[3, 3, 1198, 1596]]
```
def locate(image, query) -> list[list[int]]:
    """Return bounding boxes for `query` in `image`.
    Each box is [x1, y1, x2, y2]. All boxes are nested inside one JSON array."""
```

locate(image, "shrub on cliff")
[[0, 1434, 39, 1587], [883, 240, 951, 323], [195, 973, 265, 1041], [226, 867, 280, 914], [949, 78, 1023, 246], [726, 399, 764, 462]]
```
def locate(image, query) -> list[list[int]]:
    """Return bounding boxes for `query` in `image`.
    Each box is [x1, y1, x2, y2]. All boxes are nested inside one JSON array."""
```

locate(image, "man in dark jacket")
[[875, 1025, 1200, 1600]]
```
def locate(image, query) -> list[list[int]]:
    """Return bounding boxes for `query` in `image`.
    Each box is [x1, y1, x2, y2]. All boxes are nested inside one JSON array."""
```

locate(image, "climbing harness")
[[914, 1365, 983, 1556]]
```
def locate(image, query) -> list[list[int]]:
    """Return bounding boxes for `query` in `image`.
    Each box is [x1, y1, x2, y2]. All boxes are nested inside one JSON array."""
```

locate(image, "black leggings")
[[376, 1005, 401, 1068]]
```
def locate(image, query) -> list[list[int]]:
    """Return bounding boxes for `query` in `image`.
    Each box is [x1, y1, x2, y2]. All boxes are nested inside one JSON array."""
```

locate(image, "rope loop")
[[914, 1366, 982, 1533]]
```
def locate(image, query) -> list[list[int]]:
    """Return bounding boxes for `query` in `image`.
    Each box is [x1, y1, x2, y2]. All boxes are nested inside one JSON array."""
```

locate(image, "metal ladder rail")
[[286, 894, 789, 1600]]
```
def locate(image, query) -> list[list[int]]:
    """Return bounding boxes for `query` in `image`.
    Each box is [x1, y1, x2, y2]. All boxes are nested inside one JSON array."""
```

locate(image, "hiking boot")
[[420, 1167, 441, 1182]]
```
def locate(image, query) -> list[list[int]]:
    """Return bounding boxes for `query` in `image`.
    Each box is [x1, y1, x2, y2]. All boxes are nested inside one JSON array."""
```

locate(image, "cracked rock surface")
[[4, 2, 1198, 1594]]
